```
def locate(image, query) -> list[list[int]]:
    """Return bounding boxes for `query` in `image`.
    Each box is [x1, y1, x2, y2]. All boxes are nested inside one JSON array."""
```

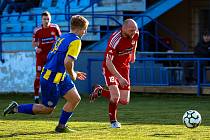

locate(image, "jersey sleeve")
[[55, 24, 62, 37], [32, 27, 38, 42], [66, 39, 81, 60], [106, 43, 117, 61]]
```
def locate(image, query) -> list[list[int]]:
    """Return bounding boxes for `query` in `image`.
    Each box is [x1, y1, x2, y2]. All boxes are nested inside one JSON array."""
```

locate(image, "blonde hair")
[[70, 15, 89, 30]]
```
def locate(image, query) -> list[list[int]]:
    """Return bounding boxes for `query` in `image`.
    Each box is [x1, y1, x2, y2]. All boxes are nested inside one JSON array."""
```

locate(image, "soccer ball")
[[183, 110, 201, 128]]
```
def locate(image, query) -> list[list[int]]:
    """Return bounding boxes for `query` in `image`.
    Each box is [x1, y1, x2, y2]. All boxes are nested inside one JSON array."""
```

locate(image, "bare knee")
[[110, 97, 119, 104], [76, 95, 81, 103], [45, 107, 54, 114], [38, 105, 54, 114], [119, 99, 129, 105], [33, 104, 54, 114], [71, 95, 81, 106]]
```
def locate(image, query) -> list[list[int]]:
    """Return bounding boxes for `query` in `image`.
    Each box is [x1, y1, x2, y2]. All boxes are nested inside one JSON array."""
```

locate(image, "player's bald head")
[[122, 19, 138, 38], [123, 19, 137, 29]]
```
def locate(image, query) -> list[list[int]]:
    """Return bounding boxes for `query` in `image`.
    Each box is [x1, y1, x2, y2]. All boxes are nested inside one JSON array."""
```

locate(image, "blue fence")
[[87, 52, 210, 96], [0, 13, 187, 58]]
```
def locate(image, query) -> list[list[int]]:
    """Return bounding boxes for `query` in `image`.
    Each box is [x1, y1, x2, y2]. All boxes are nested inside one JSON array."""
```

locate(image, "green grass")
[[1, 93, 210, 139]]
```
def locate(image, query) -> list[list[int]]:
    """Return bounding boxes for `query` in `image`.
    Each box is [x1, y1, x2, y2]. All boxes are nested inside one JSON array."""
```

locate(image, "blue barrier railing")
[[87, 55, 210, 96], [0, 17, 3, 63], [137, 15, 188, 51], [0, 13, 187, 61]]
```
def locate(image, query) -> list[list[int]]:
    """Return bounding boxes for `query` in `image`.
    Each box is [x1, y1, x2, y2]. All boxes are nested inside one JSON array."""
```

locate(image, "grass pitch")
[[1, 93, 210, 139]]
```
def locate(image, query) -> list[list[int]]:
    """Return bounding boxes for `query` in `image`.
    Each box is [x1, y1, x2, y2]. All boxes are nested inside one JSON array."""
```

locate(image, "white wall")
[[0, 51, 35, 92], [0, 51, 105, 94]]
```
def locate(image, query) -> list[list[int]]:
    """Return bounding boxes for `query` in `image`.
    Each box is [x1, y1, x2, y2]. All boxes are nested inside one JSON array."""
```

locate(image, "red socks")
[[109, 101, 118, 122], [101, 89, 118, 122], [34, 77, 40, 97]]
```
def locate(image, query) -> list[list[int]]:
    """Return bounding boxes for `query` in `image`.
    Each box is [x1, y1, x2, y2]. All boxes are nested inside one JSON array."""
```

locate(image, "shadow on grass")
[[1, 93, 210, 126], [0, 131, 55, 139], [148, 133, 183, 138]]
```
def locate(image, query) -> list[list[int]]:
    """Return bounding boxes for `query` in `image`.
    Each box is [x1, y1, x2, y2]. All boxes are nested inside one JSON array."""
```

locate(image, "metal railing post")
[[115, 0, 118, 15], [107, 16, 110, 32], [35, 15, 38, 27], [88, 58, 92, 93], [197, 60, 201, 96], [155, 22, 158, 52], [0, 16, 3, 63], [91, 0, 95, 30], [141, 16, 144, 51]]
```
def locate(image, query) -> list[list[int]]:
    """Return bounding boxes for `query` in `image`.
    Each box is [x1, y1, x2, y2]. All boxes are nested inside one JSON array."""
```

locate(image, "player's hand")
[[76, 71, 87, 80], [131, 55, 136, 63], [118, 77, 129, 87], [36, 48, 42, 54]]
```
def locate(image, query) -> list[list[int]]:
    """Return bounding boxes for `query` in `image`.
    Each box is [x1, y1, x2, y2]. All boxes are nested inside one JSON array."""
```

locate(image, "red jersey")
[[103, 29, 139, 69], [33, 23, 61, 53]]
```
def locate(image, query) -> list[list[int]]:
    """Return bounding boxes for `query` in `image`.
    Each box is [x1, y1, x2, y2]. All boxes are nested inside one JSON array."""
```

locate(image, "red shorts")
[[103, 66, 130, 90], [36, 53, 48, 72]]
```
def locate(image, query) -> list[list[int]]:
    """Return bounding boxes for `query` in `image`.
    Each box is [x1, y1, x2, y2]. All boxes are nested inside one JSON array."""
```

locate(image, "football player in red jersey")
[[32, 11, 61, 103], [90, 19, 139, 128]]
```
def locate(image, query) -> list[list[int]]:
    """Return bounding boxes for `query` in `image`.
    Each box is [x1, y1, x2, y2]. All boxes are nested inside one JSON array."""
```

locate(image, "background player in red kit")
[[90, 19, 139, 128], [32, 11, 61, 103]]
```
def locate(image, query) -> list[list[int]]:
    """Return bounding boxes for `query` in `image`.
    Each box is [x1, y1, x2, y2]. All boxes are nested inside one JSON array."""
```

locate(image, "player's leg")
[[34, 54, 43, 103], [34, 71, 41, 103], [108, 90, 129, 128], [89, 85, 110, 101], [110, 68, 130, 128], [55, 75, 80, 133], [3, 101, 55, 116], [119, 90, 130, 105], [4, 76, 58, 116], [108, 85, 121, 128], [89, 68, 113, 101], [119, 67, 130, 105]]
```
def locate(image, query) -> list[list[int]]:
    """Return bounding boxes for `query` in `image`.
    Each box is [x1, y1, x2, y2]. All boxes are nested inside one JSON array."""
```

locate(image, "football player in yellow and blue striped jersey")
[[3, 15, 89, 133]]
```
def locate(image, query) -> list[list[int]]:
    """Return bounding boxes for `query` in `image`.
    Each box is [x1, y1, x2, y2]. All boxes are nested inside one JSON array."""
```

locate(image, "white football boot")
[[111, 121, 121, 128]]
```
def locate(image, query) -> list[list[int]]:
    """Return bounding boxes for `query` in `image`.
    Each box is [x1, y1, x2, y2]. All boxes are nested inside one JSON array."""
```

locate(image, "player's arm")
[[32, 41, 37, 47], [32, 34, 39, 47], [64, 40, 86, 81], [131, 30, 139, 63], [32, 29, 42, 53], [32, 28, 39, 47], [106, 53, 128, 86], [64, 56, 77, 80], [55, 24, 62, 37], [32, 38, 42, 53]]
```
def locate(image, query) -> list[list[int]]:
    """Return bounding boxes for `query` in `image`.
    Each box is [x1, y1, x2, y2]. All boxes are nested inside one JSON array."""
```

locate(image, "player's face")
[[78, 26, 88, 38], [125, 26, 137, 39], [42, 15, 50, 27]]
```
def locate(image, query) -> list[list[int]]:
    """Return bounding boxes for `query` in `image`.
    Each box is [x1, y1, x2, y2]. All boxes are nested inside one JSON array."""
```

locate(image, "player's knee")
[[34, 77, 40, 85], [72, 95, 81, 105], [45, 107, 54, 114], [34, 78, 40, 88], [119, 99, 129, 105], [76, 96, 81, 103], [35, 75, 40, 79], [35, 72, 41, 79], [110, 97, 119, 104], [33, 104, 55, 114]]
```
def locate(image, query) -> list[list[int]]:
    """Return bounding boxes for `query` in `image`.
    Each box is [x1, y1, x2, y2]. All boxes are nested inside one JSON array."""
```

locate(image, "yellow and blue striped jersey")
[[42, 33, 81, 83]]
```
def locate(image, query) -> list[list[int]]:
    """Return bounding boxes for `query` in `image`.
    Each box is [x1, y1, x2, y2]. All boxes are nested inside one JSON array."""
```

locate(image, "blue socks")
[[17, 105, 73, 126], [59, 110, 73, 125], [17, 104, 34, 115]]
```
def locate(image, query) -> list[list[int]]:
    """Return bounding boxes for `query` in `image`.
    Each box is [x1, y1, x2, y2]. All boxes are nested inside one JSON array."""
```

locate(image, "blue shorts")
[[40, 74, 75, 108]]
